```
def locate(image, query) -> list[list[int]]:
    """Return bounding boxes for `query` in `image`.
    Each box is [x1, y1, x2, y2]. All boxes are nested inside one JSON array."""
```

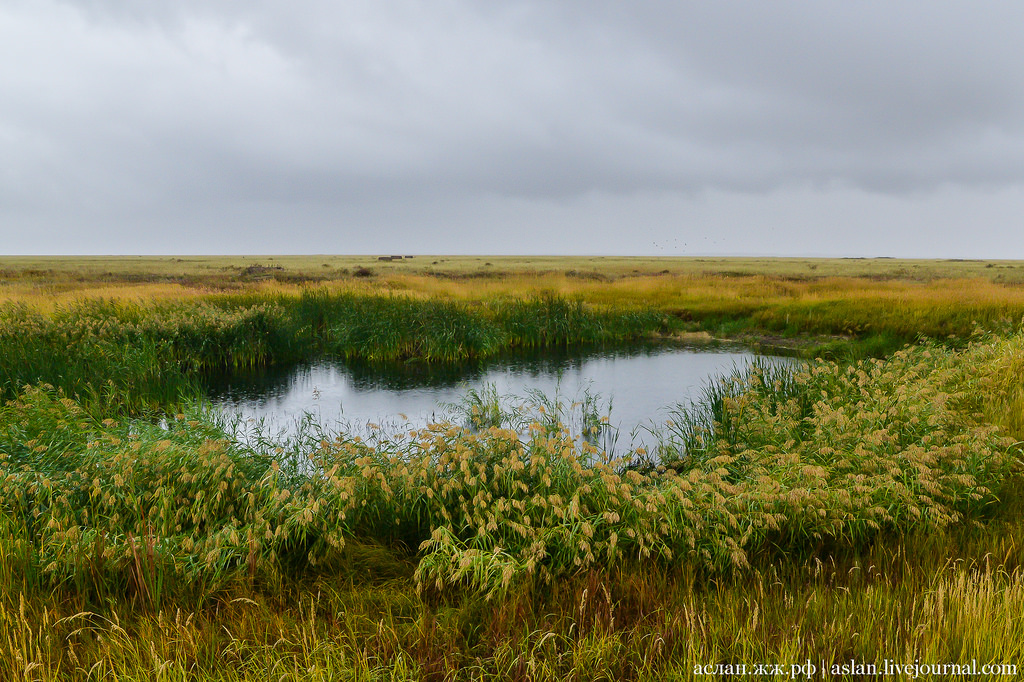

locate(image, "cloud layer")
[[3, 1, 1024, 255]]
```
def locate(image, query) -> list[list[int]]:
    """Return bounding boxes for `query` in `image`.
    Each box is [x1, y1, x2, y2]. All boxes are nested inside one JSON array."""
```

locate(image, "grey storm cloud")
[[2, 0, 1024, 255]]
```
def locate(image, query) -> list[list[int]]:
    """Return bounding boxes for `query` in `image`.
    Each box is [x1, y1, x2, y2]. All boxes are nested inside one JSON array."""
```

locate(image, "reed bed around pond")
[[11, 257, 1024, 357], [3, 334, 1020, 606], [3, 289, 1024, 678], [0, 291, 663, 415]]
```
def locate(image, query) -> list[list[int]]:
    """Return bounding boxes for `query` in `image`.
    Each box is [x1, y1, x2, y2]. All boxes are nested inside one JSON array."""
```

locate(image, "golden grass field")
[[5, 255, 1024, 353], [2, 256, 1023, 322], [3, 256, 1024, 680], [4, 254, 1024, 293], [3, 253, 1024, 278]]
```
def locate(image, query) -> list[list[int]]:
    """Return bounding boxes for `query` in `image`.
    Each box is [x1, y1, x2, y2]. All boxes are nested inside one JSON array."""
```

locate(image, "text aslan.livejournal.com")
[[692, 659, 1018, 678]]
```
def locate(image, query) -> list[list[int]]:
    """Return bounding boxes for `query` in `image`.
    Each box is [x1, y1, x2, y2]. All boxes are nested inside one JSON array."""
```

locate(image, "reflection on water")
[[204, 343, 782, 449]]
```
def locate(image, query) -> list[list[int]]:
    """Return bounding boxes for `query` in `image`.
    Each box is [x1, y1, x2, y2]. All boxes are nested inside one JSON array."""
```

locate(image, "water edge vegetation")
[[2, 258, 1024, 679]]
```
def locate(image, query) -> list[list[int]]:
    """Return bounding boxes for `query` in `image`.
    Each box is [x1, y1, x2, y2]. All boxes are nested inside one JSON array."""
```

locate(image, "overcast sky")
[[2, 1, 1024, 257]]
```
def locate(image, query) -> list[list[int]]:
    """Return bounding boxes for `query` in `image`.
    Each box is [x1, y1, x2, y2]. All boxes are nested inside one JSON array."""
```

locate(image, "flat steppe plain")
[[4, 253, 1024, 284]]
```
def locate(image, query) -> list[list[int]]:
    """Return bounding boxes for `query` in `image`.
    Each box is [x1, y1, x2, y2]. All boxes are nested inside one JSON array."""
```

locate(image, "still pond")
[[205, 342, 789, 453]]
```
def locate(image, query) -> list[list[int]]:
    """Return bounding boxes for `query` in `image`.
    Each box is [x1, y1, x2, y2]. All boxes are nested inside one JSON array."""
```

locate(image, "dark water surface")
[[205, 343, 782, 447]]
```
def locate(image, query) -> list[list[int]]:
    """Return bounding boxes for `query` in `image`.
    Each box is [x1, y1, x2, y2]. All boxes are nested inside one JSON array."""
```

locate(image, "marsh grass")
[[4, 539, 1024, 679], [453, 381, 618, 456], [8, 257, 1024, 364], [4, 332, 1021, 591], [0, 292, 663, 416], [4, 281, 1024, 678]]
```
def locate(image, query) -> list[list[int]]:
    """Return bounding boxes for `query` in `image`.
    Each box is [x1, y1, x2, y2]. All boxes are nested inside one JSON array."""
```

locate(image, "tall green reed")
[[4, 293, 1021, 610], [2, 335, 1020, 608], [1, 292, 663, 417]]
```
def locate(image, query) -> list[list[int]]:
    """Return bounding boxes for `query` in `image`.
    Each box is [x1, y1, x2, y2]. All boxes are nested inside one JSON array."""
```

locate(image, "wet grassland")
[[2, 258, 1024, 679]]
